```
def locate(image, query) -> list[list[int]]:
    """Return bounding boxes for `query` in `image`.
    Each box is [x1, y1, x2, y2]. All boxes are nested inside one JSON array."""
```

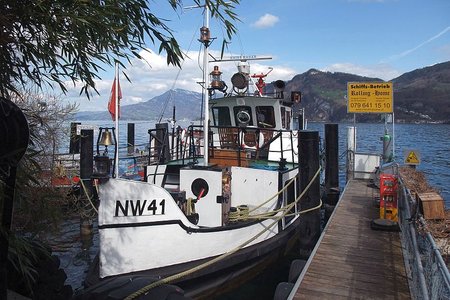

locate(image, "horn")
[[274, 80, 285, 90], [99, 129, 114, 146]]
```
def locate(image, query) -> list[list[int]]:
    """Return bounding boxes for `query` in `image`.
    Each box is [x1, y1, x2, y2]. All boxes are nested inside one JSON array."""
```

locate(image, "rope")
[[247, 176, 296, 214], [80, 179, 98, 214], [186, 197, 195, 216], [125, 166, 321, 300]]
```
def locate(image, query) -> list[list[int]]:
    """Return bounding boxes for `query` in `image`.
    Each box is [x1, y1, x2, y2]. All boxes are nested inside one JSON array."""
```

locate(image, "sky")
[[60, 0, 450, 111]]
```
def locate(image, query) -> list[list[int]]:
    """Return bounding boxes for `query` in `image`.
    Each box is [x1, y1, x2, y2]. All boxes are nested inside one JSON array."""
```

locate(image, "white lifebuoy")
[[236, 110, 251, 125], [239, 130, 265, 150]]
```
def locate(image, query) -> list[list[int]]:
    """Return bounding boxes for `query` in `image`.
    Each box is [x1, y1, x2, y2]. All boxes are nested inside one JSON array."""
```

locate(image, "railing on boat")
[[144, 125, 300, 192], [147, 125, 298, 166]]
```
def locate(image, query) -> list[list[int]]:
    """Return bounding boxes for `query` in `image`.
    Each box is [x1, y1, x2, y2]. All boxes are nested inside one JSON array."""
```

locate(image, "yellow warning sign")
[[404, 150, 420, 165]]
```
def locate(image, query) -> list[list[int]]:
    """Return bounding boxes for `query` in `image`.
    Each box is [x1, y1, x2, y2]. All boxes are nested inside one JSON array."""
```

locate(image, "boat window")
[[212, 107, 231, 126], [281, 106, 291, 129], [256, 106, 275, 128], [233, 106, 253, 126]]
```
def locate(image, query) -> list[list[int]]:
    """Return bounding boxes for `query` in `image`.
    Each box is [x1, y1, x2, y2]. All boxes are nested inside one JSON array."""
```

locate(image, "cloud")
[[62, 49, 295, 111], [251, 14, 279, 29], [385, 26, 450, 62], [323, 62, 401, 80]]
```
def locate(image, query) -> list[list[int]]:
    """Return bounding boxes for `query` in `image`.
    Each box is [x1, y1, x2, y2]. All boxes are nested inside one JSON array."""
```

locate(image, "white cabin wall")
[[179, 168, 224, 227], [230, 167, 279, 209]]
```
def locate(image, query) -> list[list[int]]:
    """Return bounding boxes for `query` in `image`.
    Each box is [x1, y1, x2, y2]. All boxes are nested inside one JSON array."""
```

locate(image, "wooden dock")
[[291, 179, 411, 299]]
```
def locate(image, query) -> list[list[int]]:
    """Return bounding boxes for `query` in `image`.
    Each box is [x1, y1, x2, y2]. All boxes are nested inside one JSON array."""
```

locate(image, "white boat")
[[80, 7, 319, 300]]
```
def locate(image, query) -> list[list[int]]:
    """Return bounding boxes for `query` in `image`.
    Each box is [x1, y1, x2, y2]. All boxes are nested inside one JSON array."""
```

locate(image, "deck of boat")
[[291, 179, 411, 299]]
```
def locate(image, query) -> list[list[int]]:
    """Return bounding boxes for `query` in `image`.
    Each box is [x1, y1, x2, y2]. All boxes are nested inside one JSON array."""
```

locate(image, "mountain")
[[75, 89, 203, 121], [76, 62, 450, 123], [271, 62, 450, 123], [268, 69, 383, 122], [392, 61, 450, 122]]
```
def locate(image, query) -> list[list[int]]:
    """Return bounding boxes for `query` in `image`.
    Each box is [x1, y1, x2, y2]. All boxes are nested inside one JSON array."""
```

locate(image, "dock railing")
[[398, 176, 450, 300]]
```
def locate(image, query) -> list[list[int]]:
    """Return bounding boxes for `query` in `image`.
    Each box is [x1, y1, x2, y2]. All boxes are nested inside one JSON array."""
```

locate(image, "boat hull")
[[83, 216, 301, 299]]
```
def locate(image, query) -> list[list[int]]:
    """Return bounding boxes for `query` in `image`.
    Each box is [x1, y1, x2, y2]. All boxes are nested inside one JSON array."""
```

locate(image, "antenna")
[[209, 55, 272, 63]]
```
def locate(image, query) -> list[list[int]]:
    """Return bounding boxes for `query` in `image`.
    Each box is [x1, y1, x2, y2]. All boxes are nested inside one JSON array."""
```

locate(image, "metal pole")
[[347, 126, 356, 182], [202, 6, 210, 166], [392, 112, 395, 160], [114, 63, 119, 178], [171, 106, 176, 157]]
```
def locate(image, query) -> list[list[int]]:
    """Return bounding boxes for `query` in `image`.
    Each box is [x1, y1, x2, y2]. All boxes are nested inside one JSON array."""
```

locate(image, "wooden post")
[[155, 123, 170, 163], [127, 123, 135, 155], [325, 123, 340, 205], [80, 129, 93, 197], [298, 130, 321, 258], [79, 129, 94, 240], [69, 122, 81, 154]]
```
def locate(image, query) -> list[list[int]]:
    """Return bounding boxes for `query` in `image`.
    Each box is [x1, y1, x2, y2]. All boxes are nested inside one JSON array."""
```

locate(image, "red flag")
[[108, 78, 122, 121]]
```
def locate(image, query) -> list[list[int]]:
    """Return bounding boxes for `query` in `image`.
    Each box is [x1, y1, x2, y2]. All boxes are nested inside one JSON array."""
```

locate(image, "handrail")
[[398, 176, 450, 299], [400, 183, 429, 300]]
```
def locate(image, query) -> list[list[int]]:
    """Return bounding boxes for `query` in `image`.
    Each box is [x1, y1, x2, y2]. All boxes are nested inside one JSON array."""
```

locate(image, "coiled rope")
[[125, 166, 321, 300]]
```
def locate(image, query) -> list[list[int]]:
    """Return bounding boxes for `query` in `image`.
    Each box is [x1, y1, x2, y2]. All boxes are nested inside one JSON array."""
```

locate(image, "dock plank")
[[292, 179, 410, 299]]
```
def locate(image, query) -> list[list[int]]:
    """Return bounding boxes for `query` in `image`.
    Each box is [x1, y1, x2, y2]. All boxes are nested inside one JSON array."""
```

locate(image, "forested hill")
[[268, 62, 450, 123], [392, 61, 450, 122], [269, 61, 450, 123]]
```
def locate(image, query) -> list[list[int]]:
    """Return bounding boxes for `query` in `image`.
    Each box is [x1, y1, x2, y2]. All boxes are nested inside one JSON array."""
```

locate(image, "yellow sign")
[[404, 150, 420, 165], [347, 82, 393, 113]]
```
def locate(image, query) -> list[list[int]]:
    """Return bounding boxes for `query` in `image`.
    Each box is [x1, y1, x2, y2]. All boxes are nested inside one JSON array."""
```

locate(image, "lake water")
[[82, 120, 449, 206], [55, 121, 449, 296]]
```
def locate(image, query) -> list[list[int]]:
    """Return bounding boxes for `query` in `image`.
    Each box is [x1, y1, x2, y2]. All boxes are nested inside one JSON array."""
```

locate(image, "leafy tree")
[[0, 1, 240, 297], [0, 0, 240, 98]]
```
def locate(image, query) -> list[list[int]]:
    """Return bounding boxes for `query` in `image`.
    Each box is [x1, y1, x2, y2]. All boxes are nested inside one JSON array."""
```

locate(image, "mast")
[[201, 5, 210, 166], [114, 62, 119, 177]]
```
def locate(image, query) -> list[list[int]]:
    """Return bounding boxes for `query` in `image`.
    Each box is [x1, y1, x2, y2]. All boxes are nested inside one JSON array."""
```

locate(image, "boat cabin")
[[210, 95, 293, 130]]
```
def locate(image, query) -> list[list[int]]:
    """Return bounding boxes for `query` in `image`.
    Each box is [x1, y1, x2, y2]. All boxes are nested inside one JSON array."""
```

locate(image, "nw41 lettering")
[[114, 199, 166, 217]]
